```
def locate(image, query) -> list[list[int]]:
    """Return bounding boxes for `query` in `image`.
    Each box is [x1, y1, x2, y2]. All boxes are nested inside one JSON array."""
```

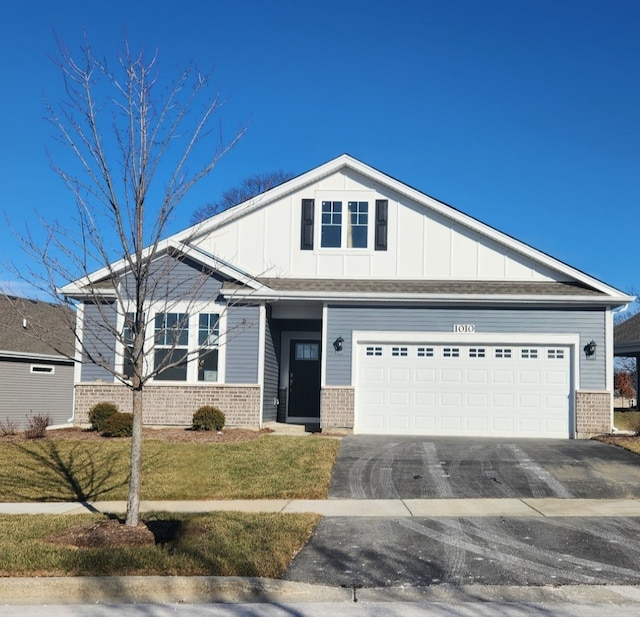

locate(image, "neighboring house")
[[62, 155, 632, 438], [0, 295, 75, 429], [614, 312, 640, 403]]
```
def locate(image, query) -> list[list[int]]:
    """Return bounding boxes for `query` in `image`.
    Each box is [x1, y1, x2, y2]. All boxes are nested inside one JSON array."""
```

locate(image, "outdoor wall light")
[[333, 336, 344, 352], [583, 340, 597, 357]]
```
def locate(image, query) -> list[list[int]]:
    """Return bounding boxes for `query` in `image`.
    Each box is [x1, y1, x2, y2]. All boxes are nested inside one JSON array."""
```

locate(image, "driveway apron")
[[284, 436, 640, 588]]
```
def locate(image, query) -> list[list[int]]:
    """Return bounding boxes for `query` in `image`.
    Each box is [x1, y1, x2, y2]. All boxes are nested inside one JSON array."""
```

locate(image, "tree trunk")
[[125, 385, 144, 526]]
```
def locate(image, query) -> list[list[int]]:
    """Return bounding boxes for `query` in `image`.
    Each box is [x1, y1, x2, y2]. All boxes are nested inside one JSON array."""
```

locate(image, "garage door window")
[[417, 347, 434, 357], [392, 346, 408, 357], [495, 348, 512, 358], [366, 346, 383, 357], [469, 348, 486, 358], [521, 349, 538, 359], [547, 349, 565, 359], [443, 347, 460, 358]]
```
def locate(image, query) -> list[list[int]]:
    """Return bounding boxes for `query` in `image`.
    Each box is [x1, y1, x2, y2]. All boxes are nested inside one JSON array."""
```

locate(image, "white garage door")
[[355, 343, 571, 438]]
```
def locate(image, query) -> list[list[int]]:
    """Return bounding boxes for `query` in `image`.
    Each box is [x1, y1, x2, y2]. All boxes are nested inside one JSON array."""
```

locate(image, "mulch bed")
[[45, 519, 156, 548], [0, 426, 273, 444]]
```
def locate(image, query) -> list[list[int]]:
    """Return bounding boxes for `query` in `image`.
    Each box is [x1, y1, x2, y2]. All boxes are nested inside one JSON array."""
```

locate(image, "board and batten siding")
[[262, 314, 280, 422], [225, 305, 260, 384], [325, 305, 606, 389], [0, 358, 74, 427], [80, 301, 118, 381]]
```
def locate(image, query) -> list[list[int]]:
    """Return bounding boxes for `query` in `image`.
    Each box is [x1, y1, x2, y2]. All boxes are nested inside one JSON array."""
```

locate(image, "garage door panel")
[[356, 342, 571, 438]]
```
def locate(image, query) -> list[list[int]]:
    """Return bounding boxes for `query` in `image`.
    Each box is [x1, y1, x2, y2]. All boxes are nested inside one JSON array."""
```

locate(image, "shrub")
[[89, 402, 119, 432], [0, 417, 19, 437], [192, 405, 225, 431], [24, 413, 51, 439], [102, 412, 133, 437]]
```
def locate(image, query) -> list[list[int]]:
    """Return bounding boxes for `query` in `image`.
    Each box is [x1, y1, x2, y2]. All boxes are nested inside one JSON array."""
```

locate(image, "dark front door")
[[288, 340, 321, 420]]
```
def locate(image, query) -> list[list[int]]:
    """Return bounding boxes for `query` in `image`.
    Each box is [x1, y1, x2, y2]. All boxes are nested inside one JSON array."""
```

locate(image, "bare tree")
[[5, 35, 246, 527], [191, 170, 293, 223]]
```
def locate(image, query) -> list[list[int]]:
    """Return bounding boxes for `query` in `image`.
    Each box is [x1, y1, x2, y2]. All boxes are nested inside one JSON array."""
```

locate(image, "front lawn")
[[0, 511, 319, 577], [0, 435, 339, 502]]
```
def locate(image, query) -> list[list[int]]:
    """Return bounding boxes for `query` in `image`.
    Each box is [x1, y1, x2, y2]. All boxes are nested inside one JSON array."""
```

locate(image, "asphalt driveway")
[[284, 436, 640, 588], [327, 436, 640, 499]]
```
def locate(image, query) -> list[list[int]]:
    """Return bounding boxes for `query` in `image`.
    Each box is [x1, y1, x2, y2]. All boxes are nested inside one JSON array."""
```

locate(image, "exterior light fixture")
[[583, 340, 597, 357], [333, 336, 344, 352]]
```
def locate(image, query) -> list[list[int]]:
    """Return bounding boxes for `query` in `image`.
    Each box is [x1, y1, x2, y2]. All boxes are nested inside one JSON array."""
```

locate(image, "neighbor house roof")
[[0, 295, 76, 361], [615, 312, 640, 356]]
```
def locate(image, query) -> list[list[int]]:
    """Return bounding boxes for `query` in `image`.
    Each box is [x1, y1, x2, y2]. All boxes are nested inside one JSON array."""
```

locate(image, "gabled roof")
[[0, 295, 76, 361], [62, 154, 633, 306]]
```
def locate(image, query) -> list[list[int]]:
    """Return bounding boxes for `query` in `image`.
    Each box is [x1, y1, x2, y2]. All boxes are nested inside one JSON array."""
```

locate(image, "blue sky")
[[0, 0, 638, 300]]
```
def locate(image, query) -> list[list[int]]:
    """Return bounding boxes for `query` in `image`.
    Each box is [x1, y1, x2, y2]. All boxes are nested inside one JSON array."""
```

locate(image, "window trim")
[[314, 191, 375, 251], [30, 364, 54, 375]]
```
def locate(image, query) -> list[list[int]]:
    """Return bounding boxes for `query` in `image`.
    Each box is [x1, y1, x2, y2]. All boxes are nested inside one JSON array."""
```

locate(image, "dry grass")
[[0, 434, 339, 502], [0, 512, 320, 577], [614, 410, 640, 433]]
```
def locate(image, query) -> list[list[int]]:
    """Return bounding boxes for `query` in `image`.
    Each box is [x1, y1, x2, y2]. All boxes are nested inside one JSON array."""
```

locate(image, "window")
[[366, 346, 383, 357], [521, 349, 538, 359], [321, 201, 342, 247], [417, 347, 434, 357], [547, 349, 565, 360], [443, 347, 460, 358], [295, 342, 319, 361], [31, 364, 54, 374], [495, 348, 512, 359], [347, 201, 368, 248], [154, 312, 189, 381], [391, 346, 408, 357], [198, 313, 220, 382], [122, 312, 140, 379], [469, 348, 486, 358]]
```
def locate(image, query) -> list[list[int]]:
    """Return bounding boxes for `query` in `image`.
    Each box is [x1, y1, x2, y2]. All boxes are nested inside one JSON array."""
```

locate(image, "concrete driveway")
[[284, 436, 640, 588], [327, 436, 640, 499]]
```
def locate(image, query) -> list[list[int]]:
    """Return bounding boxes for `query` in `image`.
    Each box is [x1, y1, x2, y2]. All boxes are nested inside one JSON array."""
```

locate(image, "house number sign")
[[453, 324, 476, 333]]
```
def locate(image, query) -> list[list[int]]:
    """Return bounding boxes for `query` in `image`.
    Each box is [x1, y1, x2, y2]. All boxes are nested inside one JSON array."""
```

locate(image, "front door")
[[288, 340, 321, 421]]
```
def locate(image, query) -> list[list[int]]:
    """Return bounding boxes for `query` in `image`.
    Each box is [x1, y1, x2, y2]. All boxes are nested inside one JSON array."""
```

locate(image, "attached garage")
[[354, 335, 575, 438]]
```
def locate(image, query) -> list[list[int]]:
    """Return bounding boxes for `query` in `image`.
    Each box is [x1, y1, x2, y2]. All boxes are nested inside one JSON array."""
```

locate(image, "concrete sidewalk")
[[3, 497, 640, 517]]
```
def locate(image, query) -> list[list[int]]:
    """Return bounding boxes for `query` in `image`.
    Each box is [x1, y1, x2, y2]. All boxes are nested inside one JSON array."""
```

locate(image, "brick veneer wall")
[[74, 383, 261, 426], [321, 387, 354, 429], [575, 390, 612, 438]]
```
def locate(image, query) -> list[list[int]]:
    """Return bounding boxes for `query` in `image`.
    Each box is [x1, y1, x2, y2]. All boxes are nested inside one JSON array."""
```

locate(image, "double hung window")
[[321, 201, 342, 247], [154, 312, 189, 381], [198, 313, 220, 382]]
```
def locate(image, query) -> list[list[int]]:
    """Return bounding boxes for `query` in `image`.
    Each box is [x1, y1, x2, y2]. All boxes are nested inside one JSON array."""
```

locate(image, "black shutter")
[[301, 199, 315, 250], [375, 199, 388, 251]]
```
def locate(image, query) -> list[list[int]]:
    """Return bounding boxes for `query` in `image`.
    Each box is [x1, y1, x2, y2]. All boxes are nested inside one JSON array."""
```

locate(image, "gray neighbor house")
[[614, 312, 640, 400], [62, 155, 633, 439], [0, 295, 75, 428]]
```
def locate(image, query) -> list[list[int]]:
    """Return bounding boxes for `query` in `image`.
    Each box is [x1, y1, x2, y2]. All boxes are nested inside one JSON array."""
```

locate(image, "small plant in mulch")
[[88, 401, 119, 432], [24, 413, 51, 439], [192, 405, 225, 431], [101, 412, 133, 437]]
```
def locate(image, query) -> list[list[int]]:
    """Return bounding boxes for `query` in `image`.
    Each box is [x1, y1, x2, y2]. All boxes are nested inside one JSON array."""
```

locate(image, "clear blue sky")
[[1, 0, 638, 299]]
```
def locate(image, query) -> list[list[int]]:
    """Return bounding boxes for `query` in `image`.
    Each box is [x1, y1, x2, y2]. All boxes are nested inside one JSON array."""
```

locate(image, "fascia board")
[[221, 289, 634, 307], [0, 350, 73, 363], [342, 158, 626, 299]]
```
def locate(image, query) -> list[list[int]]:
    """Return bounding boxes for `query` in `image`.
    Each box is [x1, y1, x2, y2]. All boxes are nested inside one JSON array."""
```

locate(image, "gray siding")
[[122, 254, 224, 302], [81, 301, 117, 382], [326, 305, 606, 389], [0, 358, 74, 428], [225, 305, 260, 383], [262, 313, 280, 422]]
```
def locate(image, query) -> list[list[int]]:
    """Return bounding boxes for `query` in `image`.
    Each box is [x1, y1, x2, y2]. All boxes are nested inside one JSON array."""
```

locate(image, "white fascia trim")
[[341, 156, 627, 299], [222, 290, 633, 307], [0, 350, 73, 363]]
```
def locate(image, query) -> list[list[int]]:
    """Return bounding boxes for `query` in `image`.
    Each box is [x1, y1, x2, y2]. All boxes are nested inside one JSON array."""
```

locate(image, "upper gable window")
[[347, 201, 368, 248], [321, 201, 342, 248]]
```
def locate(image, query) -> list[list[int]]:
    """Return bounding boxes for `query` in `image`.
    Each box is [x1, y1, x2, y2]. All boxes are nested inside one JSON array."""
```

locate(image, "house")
[[614, 312, 640, 404], [62, 155, 632, 438], [0, 295, 75, 429]]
